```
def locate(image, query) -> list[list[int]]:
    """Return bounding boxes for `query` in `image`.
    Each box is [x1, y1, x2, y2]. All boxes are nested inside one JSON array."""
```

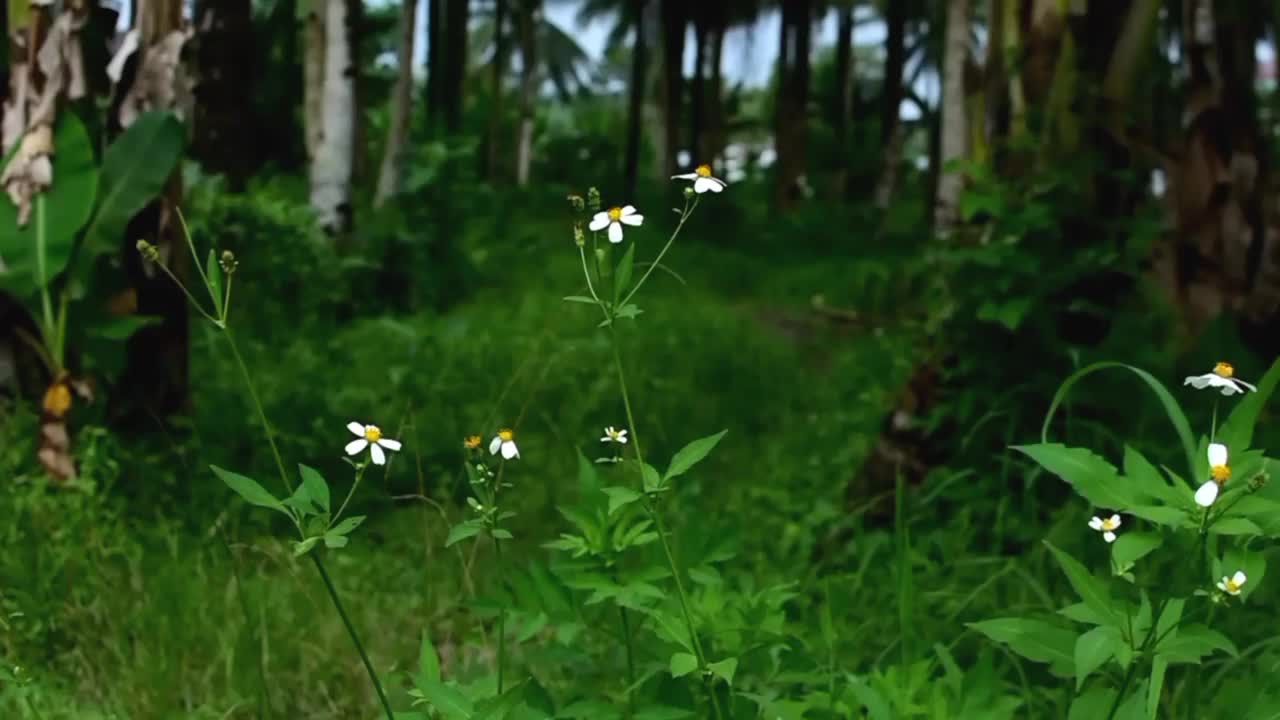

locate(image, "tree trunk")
[[831, 1, 855, 198], [443, 0, 469, 133], [880, 0, 905, 146], [303, 0, 325, 160], [192, 0, 256, 191], [705, 14, 725, 164], [982, 0, 1006, 148], [623, 0, 647, 198], [935, 0, 969, 230], [688, 7, 707, 167], [375, 0, 419, 205], [309, 0, 355, 235], [514, 0, 540, 186], [424, 0, 442, 132], [658, 0, 684, 177], [773, 0, 811, 208], [484, 0, 508, 179]]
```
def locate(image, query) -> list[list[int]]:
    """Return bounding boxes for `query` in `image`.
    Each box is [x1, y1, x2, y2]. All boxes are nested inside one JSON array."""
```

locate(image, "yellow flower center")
[[1214, 362, 1234, 378], [1211, 464, 1231, 484], [364, 425, 382, 442], [464, 435, 481, 449], [695, 164, 712, 177], [607, 207, 623, 221], [1101, 518, 1118, 531], [498, 428, 514, 442], [1226, 578, 1243, 592]]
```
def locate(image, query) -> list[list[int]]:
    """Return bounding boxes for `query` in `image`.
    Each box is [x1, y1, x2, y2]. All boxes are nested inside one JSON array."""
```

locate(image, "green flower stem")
[[334, 465, 368, 522], [223, 329, 292, 493], [608, 328, 723, 720], [619, 605, 637, 718], [35, 196, 55, 349], [311, 553, 396, 720], [1106, 597, 1168, 720], [618, 195, 697, 309], [494, 533, 508, 694]]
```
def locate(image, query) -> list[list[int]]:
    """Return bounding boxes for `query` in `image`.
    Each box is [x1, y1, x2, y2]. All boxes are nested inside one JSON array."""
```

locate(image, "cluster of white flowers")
[[587, 163, 729, 245]]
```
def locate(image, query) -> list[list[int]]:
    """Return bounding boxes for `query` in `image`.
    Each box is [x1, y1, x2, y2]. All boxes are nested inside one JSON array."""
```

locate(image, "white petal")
[[694, 177, 719, 194], [1109, 514, 1121, 527], [348, 422, 366, 436], [617, 435, 628, 444], [1195, 481, 1220, 507], [502, 440, 520, 460], [1185, 375, 1213, 389], [1234, 379, 1258, 392], [370, 443, 386, 465], [608, 222, 624, 243], [1219, 384, 1241, 396], [378, 438, 402, 451], [1217, 580, 1228, 592], [588, 213, 610, 231], [620, 212, 644, 227], [601, 435, 612, 443], [345, 438, 369, 456], [672, 172, 698, 180], [1088, 517, 1103, 530], [1208, 443, 1228, 466], [620, 205, 637, 216], [1233, 570, 1247, 585], [489, 436, 502, 455], [1103, 531, 1116, 543]]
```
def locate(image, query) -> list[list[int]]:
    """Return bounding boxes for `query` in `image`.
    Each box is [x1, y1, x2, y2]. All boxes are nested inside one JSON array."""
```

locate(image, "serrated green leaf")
[[968, 618, 1076, 675], [330, 515, 366, 536], [665, 430, 728, 482], [416, 631, 440, 685], [707, 657, 737, 685], [1112, 532, 1162, 572], [210, 465, 288, 515], [1075, 625, 1122, 690], [1123, 446, 1183, 504], [602, 486, 643, 516], [1126, 505, 1187, 526], [1014, 444, 1138, 509], [410, 679, 473, 719], [1156, 624, 1238, 664], [445, 520, 485, 547], [1045, 541, 1119, 626], [668, 652, 698, 678], [1209, 517, 1263, 536], [491, 528, 513, 540], [323, 532, 349, 549], [293, 537, 320, 557], [298, 464, 330, 513]]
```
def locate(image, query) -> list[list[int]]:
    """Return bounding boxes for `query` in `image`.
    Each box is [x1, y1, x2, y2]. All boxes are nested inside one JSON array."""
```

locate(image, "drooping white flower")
[[1088, 514, 1122, 543], [1217, 570, 1247, 596], [588, 205, 644, 244], [601, 426, 628, 444], [672, 164, 728, 194], [489, 428, 520, 460], [345, 422, 402, 465], [1195, 442, 1231, 507], [1184, 362, 1257, 396]]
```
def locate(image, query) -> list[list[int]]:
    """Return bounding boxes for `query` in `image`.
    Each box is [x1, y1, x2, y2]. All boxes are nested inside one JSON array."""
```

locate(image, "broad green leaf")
[[1156, 624, 1238, 664], [1045, 541, 1119, 626], [329, 515, 365, 536], [411, 679, 473, 719], [1040, 362, 1196, 481], [1209, 517, 1262, 536], [0, 112, 98, 296], [298, 464, 330, 513], [613, 242, 636, 304], [71, 111, 184, 297], [1014, 444, 1138, 509], [665, 430, 728, 481], [1125, 505, 1187, 526], [322, 532, 348, 548], [491, 528, 513, 540], [602, 486, 643, 516], [1069, 688, 1117, 720], [416, 631, 441, 685], [1059, 603, 1110, 626], [293, 537, 319, 557], [846, 675, 893, 720], [474, 679, 529, 720], [1074, 625, 1122, 690], [968, 618, 1076, 675], [642, 463, 663, 492], [1147, 656, 1167, 720], [668, 652, 698, 678], [445, 519, 485, 547], [1123, 446, 1182, 504], [633, 707, 695, 720], [707, 657, 737, 685], [1218, 356, 1280, 451], [210, 465, 288, 515], [1112, 532, 1162, 572], [1154, 598, 1186, 646]]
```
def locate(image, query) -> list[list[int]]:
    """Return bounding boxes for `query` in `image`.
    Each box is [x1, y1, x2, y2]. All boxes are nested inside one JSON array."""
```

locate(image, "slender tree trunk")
[[623, 0, 647, 197], [688, 8, 707, 166], [705, 14, 725, 164], [514, 0, 540, 186], [935, 0, 969, 230], [192, 0, 255, 190], [485, 0, 508, 179], [658, 0, 685, 177], [375, 0, 419, 205], [880, 0, 905, 145], [443, 0, 469, 132], [773, 0, 811, 208], [983, 0, 1006, 147], [309, 0, 355, 235], [348, 0, 367, 183], [831, 1, 855, 198], [424, 0, 442, 133], [303, 0, 326, 160]]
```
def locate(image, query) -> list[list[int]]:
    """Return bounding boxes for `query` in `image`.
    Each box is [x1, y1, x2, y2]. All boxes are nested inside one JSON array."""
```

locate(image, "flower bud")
[[219, 250, 238, 274], [573, 222, 585, 247], [682, 186, 695, 200], [567, 194, 585, 212], [587, 187, 601, 212], [1249, 473, 1269, 492], [136, 240, 159, 262]]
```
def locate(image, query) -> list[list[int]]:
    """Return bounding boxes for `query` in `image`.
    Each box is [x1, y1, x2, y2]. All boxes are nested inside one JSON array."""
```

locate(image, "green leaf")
[[292, 537, 320, 557], [416, 631, 441, 685], [491, 528, 513, 540], [563, 295, 599, 304], [665, 430, 728, 482], [1123, 446, 1183, 504], [1074, 625, 1122, 690], [1013, 444, 1138, 509], [706, 657, 737, 685], [210, 465, 288, 515], [1045, 541, 1119, 625], [1218, 355, 1280, 451], [206, 248, 223, 316], [322, 532, 349, 549], [1147, 656, 1167, 720], [1112, 532, 1163, 572], [602, 486, 643, 516], [71, 111, 184, 297], [329, 515, 366, 536], [1209, 517, 1262, 536], [642, 463, 663, 492], [411, 679, 473, 719], [613, 303, 642, 321], [1069, 688, 1118, 720], [0, 113, 98, 297], [298, 464, 330, 513], [668, 652, 698, 678], [1059, 603, 1111, 626], [1040, 362, 1196, 481], [968, 618, 1076, 675], [1156, 624, 1238, 664], [1125, 505, 1187, 526], [613, 243, 636, 304], [445, 519, 485, 547], [474, 679, 530, 720]]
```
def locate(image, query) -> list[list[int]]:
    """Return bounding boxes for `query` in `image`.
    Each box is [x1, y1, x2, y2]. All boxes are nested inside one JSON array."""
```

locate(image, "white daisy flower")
[[1194, 442, 1231, 507], [489, 428, 520, 460], [672, 164, 728, 194], [1217, 570, 1247, 596], [344, 422, 402, 466], [600, 426, 628, 444], [588, 205, 644, 244], [1087, 514, 1121, 543], [1184, 362, 1257, 396]]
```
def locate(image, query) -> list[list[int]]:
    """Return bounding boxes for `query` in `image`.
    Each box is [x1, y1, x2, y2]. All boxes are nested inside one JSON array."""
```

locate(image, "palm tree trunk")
[[425, 0, 442, 133], [443, 0, 469, 133], [515, 0, 540, 186], [485, 0, 509, 179], [309, 0, 355, 235], [623, 0, 647, 198], [773, 0, 811, 208], [303, 0, 326, 160], [688, 8, 707, 166], [935, 0, 969, 230], [192, 0, 255, 191], [831, 1, 855, 198], [375, 0, 419, 206], [880, 0, 905, 146], [658, 0, 685, 177]]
